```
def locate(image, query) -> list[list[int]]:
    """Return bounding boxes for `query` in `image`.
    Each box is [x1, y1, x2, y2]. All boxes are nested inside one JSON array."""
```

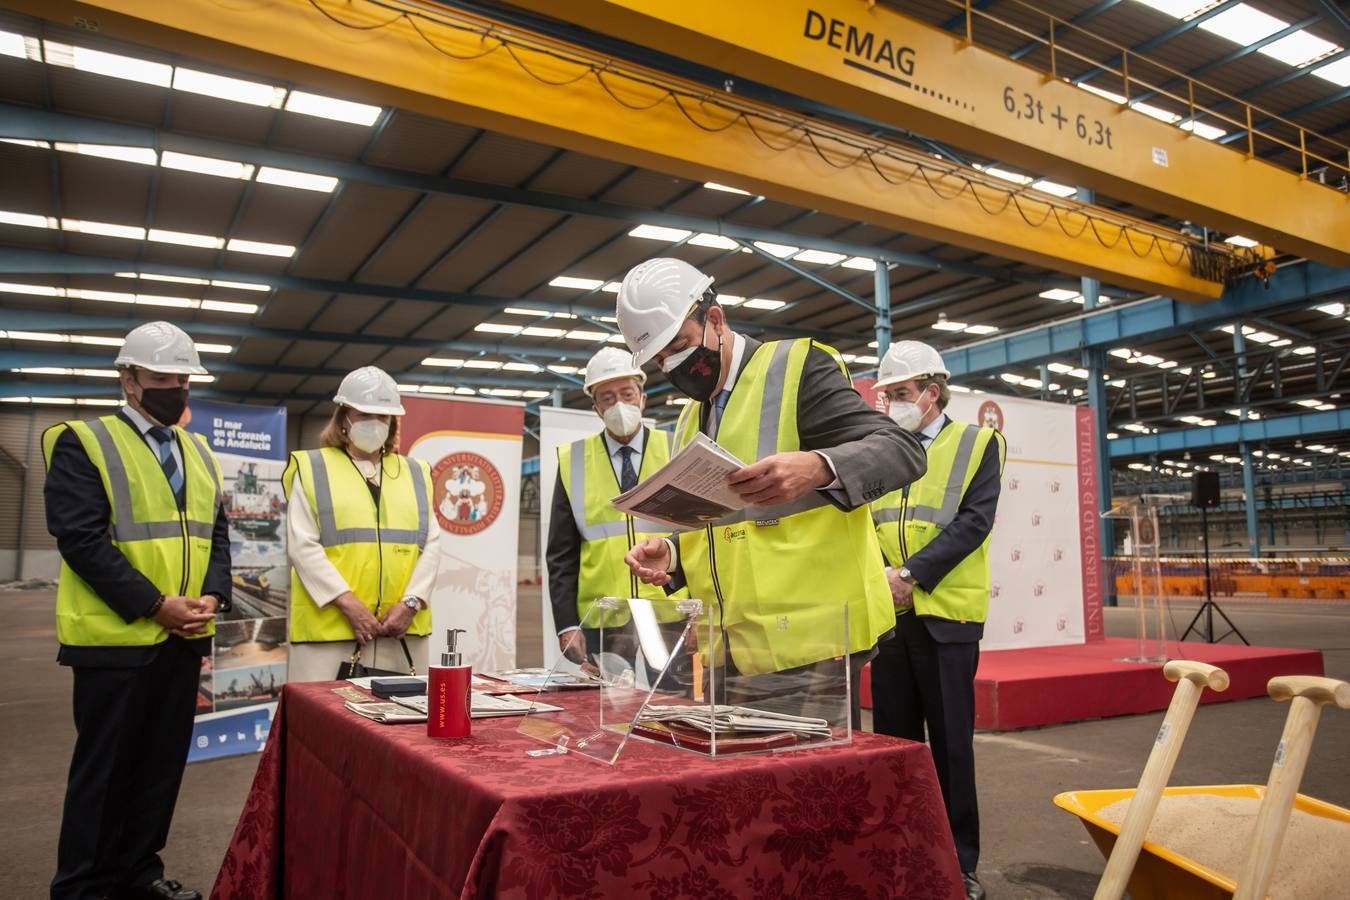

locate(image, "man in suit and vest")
[[547, 347, 685, 671], [869, 340, 1006, 900], [616, 257, 926, 725], [43, 321, 231, 900]]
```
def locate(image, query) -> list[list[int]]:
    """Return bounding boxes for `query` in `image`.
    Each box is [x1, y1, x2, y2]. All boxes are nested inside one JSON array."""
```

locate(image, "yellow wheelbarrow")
[[1054, 785, 1350, 899]]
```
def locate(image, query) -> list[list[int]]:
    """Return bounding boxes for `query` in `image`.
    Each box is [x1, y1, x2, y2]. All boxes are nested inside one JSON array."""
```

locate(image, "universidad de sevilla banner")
[[401, 395, 525, 671]]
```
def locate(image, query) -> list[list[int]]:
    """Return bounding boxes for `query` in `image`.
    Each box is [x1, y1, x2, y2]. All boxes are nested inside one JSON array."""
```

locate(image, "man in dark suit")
[[615, 257, 926, 725], [868, 340, 1005, 900], [43, 321, 231, 900]]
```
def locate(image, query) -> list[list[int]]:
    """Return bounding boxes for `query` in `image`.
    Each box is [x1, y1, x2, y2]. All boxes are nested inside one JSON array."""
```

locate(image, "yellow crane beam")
[[14, 0, 1233, 300], [507, 0, 1350, 268]]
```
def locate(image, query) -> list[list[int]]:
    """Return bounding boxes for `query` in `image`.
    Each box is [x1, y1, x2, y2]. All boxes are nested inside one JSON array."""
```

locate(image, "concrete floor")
[[3, 588, 1346, 899]]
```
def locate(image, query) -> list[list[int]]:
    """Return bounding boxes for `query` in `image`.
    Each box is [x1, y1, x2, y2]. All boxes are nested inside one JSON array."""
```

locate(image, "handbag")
[[336, 637, 418, 680]]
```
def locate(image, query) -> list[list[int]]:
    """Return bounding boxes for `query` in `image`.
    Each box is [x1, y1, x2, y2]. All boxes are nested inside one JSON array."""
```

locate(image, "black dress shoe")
[[125, 879, 202, 900], [963, 871, 986, 900]]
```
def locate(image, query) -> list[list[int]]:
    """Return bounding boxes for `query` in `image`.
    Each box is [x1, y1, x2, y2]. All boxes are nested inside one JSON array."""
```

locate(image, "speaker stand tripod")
[[1180, 505, 1249, 644]]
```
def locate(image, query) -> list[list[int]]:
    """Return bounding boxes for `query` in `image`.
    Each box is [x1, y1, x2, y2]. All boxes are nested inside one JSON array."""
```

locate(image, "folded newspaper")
[[345, 701, 426, 724], [611, 433, 748, 530], [637, 704, 833, 739]]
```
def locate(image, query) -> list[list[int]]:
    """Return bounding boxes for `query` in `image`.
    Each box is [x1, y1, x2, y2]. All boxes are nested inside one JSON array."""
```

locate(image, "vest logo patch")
[[753, 518, 779, 527], [722, 526, 748, 542], [432, 452, 504, 536]]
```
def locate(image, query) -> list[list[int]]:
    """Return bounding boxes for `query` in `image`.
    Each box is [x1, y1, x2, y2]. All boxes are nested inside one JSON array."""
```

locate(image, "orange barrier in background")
[[1109, 557, 1350, 601]]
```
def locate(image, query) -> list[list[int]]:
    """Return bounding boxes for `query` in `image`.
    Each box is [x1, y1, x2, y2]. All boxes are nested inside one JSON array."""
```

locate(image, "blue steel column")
[[1232, 327, 1261, 556], [874, 262, 892, 356], [1078, 187, 1114, 600]]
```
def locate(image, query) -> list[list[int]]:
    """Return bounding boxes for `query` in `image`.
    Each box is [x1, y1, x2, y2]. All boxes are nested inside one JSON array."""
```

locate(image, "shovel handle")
[[1267, 675, 1350, 707], [1164, 660, 1230, 692], [1233, 676, 1350, 900]]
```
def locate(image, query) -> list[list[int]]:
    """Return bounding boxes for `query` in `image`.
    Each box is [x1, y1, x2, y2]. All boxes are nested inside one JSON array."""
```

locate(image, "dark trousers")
[[52, 639, 203, 900], [871, 612, 981, 873]]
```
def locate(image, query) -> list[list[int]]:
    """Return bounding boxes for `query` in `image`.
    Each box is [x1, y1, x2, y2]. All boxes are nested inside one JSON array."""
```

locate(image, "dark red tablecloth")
[[212, 682, 963, 899]]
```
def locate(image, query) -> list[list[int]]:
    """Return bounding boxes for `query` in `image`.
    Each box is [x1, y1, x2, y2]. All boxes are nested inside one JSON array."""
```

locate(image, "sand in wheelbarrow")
[[1097, 794, 1350, 899]]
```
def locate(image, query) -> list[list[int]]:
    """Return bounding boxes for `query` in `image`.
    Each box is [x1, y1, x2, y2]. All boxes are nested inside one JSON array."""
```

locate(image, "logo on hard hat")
[[432, 452, 504, 536], [977, 400, 1004, 432]]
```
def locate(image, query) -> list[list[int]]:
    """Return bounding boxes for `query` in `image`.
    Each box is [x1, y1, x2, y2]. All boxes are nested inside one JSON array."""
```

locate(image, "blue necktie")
[[710, 389, 731, 435], [148, 426, 185, 503], [618, 446, 638, 493]]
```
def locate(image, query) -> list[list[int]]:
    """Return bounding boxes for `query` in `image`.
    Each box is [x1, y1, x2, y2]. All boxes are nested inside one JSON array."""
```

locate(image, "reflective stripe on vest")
[[43, 414, 221, 647], [904, 425, 981, 528], [871, 421, 1000, 625], [305, 448, 429, 550], [564, 437, 670, 541], [673, 338, 895, 675], [84, 418, 218, 542], [557, 429, 685, 625], [284, 448, 433, 642]]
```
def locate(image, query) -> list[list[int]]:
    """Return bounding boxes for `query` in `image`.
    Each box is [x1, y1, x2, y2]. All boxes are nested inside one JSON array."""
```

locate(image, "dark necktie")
[[148, 426, 185, 503], [618, 446, 638, 492]]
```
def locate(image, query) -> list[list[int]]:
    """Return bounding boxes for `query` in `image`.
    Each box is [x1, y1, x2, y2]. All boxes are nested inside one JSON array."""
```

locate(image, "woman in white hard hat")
[[282, 366, 440, 682]]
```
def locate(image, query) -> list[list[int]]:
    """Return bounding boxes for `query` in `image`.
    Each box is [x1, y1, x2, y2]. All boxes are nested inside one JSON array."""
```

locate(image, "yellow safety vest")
[[42, 414, 222, 647], [872, 420, 1003, 624], [283, 447, 433, 642], [557, 428, 685, 627], [673, 338, 896, 675]]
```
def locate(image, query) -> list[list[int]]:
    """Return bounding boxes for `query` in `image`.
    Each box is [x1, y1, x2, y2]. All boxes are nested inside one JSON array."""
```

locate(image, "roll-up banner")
[[184, 399, 288, 762], [401, 395, 525, 672], [537, 406, 608, 668]]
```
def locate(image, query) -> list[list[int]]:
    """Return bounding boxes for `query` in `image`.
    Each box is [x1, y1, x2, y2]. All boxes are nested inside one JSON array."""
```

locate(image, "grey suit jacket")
[[700, 334, 926, 511]]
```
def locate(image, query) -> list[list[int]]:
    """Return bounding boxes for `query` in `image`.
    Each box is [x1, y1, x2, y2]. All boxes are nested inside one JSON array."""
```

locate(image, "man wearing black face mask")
[[43, 321, 231, 900], [617, 257, 926, 726]]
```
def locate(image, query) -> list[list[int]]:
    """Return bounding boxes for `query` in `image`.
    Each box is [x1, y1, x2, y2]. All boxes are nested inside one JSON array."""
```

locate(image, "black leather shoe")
[[963, 871, 986, 900], [124, 879, 202, 900]]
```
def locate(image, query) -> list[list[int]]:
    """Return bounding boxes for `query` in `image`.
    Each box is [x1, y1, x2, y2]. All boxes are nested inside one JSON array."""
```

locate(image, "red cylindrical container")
[[428, 628, 471, 738]]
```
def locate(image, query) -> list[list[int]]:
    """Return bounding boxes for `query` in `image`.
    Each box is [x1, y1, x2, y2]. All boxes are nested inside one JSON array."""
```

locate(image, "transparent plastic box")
[[518, 596, 852, 765]]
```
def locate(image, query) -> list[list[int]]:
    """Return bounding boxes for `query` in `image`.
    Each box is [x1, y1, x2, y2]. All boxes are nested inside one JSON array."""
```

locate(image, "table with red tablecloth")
[[212, 682, 964, 899]]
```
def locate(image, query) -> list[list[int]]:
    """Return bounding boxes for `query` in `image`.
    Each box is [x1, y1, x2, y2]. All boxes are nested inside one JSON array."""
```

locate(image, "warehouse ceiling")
[[0, 0, 1346, 452]]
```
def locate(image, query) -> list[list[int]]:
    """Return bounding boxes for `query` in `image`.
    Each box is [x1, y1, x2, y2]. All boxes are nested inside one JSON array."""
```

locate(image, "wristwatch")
[[897, 567, 917, 585], [402, 596, 423, 612]]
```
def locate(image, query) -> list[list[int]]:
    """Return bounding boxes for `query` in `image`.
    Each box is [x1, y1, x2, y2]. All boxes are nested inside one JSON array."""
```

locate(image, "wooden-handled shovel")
[[1093, 660, 1230, 900], [1232, 675, 1350, 900]]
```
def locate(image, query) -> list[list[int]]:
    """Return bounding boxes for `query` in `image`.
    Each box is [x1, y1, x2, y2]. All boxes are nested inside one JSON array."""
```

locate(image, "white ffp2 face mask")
[[888, 401, 924, 432], [348, 418, 389, 454], [601, 401, 643, 438]]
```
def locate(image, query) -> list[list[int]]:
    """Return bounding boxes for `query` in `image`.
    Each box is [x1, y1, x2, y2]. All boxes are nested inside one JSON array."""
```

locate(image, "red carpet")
[[860, 638, 1324, 731]]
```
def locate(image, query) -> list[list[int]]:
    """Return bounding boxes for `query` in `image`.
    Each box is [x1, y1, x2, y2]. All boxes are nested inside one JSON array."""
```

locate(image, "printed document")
[[611, 433, 747, 530]]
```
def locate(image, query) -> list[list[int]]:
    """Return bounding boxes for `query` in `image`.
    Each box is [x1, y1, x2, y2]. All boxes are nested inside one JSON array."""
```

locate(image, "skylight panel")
[[1259, 31, 1339, 68], [284, 91, 382, 126], [173, 68, 285, 107], [1198, 5, 1287, 47]]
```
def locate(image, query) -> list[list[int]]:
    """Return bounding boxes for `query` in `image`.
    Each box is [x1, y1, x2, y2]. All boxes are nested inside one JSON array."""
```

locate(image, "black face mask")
[[137, 384, 189, 427], [664, 318, 724, 401]]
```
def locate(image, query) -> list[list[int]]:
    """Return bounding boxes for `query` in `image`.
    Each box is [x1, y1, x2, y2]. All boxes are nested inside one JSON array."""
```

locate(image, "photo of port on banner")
[[402, 395, 525, 671], [184, 399, 288, 763], [855, 379, 1103, 651]]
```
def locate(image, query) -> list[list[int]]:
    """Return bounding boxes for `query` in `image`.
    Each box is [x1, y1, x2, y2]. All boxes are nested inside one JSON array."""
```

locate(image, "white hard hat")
[[616, 257, 714, 366], [874, 341, 951, 390], [583, 346, 646, 396], [333, 366, 405, 415], [114, 321, 208, 375]]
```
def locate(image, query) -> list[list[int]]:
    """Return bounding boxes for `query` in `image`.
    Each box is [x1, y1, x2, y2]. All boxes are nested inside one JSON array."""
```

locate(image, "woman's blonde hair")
[[319, 405, 401, 455]]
